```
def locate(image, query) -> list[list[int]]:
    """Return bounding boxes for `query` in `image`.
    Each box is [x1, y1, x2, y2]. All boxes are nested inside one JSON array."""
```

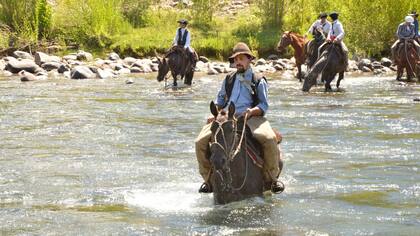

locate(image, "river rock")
[[372, 61, 384, 69], [150, 64, 158, 72], [123, 57, 137, 66], [347, 60, 359, 72], [130, 67, 143, 73], [70, 65, 96, 79], [76, 50, 93, 61], [19, 71, 37, 82], [58, 64, 70, 73], [13, 51, 34, 60], [111, 63, 125, 71], [267, 54, 279, 60], [358, 58, 372, 70], [256, 58, 267, 66], [63, 54, 78, 61], [380, 57, 392, 67], [361, 66, 372, 72], [207, 65, 219, 75], [5, 59, 41, 74], [199, 56, 209, 63], [0, 60, 5, 70], [97, 68, 116, 79], [108, 52, 120, 61], [41, 61, 62, 71], [413, 98, 420, 102], [117, 68, 131, 75], [126, 79, 134, 84], [34, 52, 50, 66], [274, 64, 284, 71]]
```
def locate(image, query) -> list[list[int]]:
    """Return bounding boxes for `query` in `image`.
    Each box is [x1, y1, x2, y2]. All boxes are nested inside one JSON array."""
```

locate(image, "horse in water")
[[208, 101, 283, 204], [277, 31, 308, 82], [302, 42, 347, 92], [156, 46, 195, 87], [394, 40, 420, 81]]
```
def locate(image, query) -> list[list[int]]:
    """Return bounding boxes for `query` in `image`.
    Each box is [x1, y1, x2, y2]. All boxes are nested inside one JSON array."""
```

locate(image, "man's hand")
[[207, 115, 215, 124], [326, 38, 332, 43], [333, 39, 339, 44], [241, 107, 263, 118]]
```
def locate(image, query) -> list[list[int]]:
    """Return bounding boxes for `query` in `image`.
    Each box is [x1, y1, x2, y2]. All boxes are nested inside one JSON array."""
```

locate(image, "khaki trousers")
[[194, 116, 280, 183]]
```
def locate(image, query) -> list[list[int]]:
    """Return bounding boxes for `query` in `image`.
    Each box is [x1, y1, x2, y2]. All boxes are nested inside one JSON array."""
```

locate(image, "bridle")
[[210, 114, 249, 192]]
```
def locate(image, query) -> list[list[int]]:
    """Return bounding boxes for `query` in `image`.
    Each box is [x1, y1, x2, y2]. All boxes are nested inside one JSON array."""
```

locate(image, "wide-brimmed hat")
[[228, 42, 255, 62], [319, 12, 328, 18], [410, 11, 418, 17], [405, 15, 414, 23], [329, 12, 339, 18], [177, 19, 188, 25]]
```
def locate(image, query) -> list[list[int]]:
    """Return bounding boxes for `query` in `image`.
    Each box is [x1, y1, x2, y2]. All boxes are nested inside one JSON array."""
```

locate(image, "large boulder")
[[5, 59, 41, 74], [358, 58, 372, 70], [108, 52, 120, 61], [41, 62, 63, 71], [70, 66, 96, 79], [380, 57, 392, 67], [199, 56, 210, 63], [76, 50, 93, 61], [58, 64, 70, 74], [123, 57, 137, 66], [97, 68, 116, 79], [63, 54, 78, 61], [13, 51, 34, 60], [34, 52, 60, 66], [256, 58, 267, 66], [372, 61, 384, 70], [19, 71, 37, 82]]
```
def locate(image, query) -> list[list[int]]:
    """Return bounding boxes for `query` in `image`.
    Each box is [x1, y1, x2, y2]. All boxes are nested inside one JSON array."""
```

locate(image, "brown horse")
[[156, 46, 195, 87], [277, 31, 309, 82], [394, 40, 420, 81], [208, 101, 283, 204]]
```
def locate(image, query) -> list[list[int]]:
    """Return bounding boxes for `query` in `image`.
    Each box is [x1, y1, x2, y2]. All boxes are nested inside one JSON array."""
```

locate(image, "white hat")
[[405, 15, 414, 23]]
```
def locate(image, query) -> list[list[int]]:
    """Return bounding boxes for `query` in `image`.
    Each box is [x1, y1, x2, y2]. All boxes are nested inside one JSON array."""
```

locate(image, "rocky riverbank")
[[0, 50, 397, 82]]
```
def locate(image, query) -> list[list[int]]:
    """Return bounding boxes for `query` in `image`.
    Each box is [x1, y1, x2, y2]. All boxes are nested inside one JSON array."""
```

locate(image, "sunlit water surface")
[[0, 72, 419, 235]]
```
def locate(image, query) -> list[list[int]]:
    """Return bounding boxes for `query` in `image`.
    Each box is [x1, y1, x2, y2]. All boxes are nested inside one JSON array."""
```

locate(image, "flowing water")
[[0, 72, 419, 235]]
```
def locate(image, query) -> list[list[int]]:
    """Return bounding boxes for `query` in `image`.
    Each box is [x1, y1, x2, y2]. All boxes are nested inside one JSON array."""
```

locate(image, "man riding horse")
[[304, 12, 331, 67], [172, 19, 198, 67], [318, 12, 348, 68], [391, 15, 420, 61], [195, 42, 284, 194]]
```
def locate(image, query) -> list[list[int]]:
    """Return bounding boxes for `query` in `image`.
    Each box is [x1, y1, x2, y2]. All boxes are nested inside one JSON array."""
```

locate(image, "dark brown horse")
[[277, 31, 309, 82], [157, 46, 195, 87], [208, 101, 283, 204], [394, 40, 420, 81], [302, 43, 347, 92]]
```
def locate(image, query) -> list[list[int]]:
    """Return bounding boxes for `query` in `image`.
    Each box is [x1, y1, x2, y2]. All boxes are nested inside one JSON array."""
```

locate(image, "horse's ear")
[[210, 101, 218, 117], [228, 102, 235, 120]]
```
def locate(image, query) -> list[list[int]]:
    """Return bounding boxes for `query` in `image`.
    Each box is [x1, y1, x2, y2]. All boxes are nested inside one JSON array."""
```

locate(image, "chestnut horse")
[[277, 31, 309, 82], [394, 40, 420, 81]]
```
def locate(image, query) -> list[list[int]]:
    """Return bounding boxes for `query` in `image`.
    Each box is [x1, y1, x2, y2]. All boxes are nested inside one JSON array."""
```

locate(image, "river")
[[0, 72, 419, 235]]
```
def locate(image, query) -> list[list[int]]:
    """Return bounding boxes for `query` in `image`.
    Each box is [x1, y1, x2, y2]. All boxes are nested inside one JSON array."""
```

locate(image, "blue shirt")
[[215, 68, 269, 116], [397, 22, 415, 39]]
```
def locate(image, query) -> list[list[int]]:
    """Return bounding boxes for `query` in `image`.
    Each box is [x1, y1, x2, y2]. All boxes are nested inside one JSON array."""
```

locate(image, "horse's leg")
[[336, 71, 344, 89], [172, 72, 178, 87], [396, 65, 403, 81], [325, 74, 334, 92], [297, 64, 302, 82]]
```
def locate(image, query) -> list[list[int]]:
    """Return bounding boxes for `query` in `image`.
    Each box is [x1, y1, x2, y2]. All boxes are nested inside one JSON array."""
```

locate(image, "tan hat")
[[228, 42, 255, 62]]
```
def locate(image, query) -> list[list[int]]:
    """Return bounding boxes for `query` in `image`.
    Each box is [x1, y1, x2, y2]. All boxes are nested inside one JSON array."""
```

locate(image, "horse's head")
[[277, 31, 292, 52], [302, 70, 317, 92], [156, 57, 169, 82], [209, 101, 237, 171]]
